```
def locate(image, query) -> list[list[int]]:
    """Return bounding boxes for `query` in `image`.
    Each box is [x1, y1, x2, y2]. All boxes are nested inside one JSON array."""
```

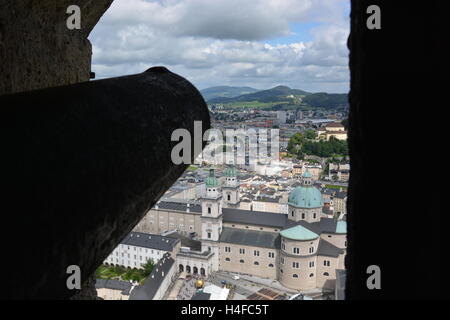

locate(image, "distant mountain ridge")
[[200, 86, 258, 101], [201, 85, 347, 109], [205, 85, 310, 104], [302, 92, 348, 109]]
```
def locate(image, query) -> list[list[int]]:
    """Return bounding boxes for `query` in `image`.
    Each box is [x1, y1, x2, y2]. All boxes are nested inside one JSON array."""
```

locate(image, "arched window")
[[225, 258, 230, 262], [268, 263, 274, 267], [239, 259, 245, 263], [309, 273, 314, 277], [293, 274, 298, 278], [227, 194, 231, 201], [323, 272, 329, 276], [254, 261, 259, 265]]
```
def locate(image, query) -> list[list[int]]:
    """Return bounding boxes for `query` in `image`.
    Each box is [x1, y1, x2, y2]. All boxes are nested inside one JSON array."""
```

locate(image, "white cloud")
[[90, 0, 350, 93]]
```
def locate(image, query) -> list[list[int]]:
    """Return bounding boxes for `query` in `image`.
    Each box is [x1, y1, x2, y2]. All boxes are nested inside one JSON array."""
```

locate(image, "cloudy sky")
[[89, 0, 350, 93]]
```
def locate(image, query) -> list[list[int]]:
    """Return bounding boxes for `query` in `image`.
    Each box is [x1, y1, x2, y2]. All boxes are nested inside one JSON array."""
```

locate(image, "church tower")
[[200, 169, 223, 272], [222, 166, 240, 208]]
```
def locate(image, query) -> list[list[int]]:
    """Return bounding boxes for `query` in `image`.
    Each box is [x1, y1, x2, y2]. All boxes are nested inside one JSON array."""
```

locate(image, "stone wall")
[[0, 0, 113, 95], [0, 2, 211, 300], [347, 1, 448, 299], [0, 0, 113, 301]]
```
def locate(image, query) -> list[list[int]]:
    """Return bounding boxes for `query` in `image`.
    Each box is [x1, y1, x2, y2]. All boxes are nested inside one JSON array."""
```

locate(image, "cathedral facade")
[[133, 168, 347, 291]]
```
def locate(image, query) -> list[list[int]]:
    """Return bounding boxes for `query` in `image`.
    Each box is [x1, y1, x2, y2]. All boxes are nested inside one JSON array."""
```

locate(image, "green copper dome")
[[302, 170, 312, 178], [223, 166, 238, 177], [205, 169, 219, 188], [288, 186, 323, 208], [280, 225, 319, 241]]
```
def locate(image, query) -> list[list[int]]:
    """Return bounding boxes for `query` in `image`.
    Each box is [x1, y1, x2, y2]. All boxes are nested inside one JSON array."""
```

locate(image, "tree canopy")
[[304, 129, 318, 140], [288, 133, 348, 158]]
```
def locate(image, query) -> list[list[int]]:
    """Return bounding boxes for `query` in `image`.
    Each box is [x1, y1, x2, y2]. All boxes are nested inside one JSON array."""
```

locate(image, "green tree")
[[287, 132, 305, 154], [304, 129, 317, 140], [142, 259, 155, 277], [288, 132, 348, 159]]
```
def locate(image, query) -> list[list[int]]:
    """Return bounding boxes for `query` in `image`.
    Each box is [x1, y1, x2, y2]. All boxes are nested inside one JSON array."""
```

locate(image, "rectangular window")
[[268, 252, 274, 258], [292, 262, 299, 269], [240, 248, 245, 254], [293, 247, 300, 254], [254, 250, 260, 257]]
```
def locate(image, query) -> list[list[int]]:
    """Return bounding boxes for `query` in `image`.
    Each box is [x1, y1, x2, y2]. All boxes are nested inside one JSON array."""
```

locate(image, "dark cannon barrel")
[[0, 67, 210, 299]]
